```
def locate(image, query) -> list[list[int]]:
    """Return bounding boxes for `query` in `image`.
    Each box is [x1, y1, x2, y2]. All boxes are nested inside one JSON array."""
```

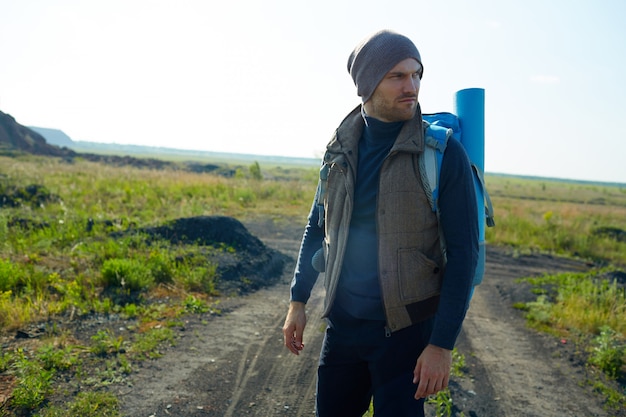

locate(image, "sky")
[[1, 0, 625, 183]]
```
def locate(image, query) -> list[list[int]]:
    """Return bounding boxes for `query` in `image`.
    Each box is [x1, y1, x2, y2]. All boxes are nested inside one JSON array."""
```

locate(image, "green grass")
[[0, 155, 315, 415], [1, 156, 625, 415], [35, 391, 120, 417], [518, 268, 626, 411], [485, 174, 626, 266]]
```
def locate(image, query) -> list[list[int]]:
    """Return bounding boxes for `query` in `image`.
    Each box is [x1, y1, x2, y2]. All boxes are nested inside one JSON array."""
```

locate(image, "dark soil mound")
[[0, 183, 59, 209], [144, 216, 266, 255], [142, 216, 290, 295]]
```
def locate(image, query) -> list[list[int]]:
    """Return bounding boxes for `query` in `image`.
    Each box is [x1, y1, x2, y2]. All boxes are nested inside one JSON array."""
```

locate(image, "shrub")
[[101, 258, 154, 291], [11, 353, 54, 411], [588, 325, 625, 379], [90, 329, 125, 357], [0, 258, 22, 292], [146, 250, 174, 284]]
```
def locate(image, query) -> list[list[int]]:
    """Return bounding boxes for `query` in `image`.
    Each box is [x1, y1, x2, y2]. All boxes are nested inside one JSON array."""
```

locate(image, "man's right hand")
[[282, 301, 307, 355]]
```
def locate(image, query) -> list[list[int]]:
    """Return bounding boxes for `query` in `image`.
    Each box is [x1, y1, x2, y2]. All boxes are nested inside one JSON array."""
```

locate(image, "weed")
[[451, 348, 466, 377], [182, 295, 210, 314], [121, 303, 139, 318], [0, 351, 11, 372], [100, 258, 154, 292], [177, 262, 218, 294], [588, 325, 625, 379], [522, 268, 626, 407], [10, 351, 54, 411], [36, 344, 77, 371], [591, 380, 626, 412], [524, 295, 554, 328], [426, 388, 453, 417], [35, 391, 120, 417], [131, 327, 175, 360], [90, 330, 125, 357], [146, 250, 174, 284], [0, 259, 22, 292]]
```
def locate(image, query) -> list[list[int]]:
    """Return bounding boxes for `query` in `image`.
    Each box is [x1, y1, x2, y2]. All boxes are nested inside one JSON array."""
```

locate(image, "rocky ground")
[[103, 218, 623, 417]]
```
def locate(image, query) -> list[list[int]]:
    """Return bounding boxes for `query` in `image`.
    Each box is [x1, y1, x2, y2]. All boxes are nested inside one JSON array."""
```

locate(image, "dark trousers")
[[316, 317, 433, 417]]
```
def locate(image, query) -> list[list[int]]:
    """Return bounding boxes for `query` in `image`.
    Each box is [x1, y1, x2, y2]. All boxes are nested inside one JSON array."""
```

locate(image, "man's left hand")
[[412, 344, 452, 399]]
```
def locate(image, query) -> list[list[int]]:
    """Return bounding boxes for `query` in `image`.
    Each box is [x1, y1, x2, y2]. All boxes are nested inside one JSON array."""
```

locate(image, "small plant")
[[591, 380, 626, 412], [249, 161, 263, 180], [588, 325, 625, 379], [131, 327, 175, 360], [426, 388, 453, 417], [36, 343, 77, 371], [90, 329, 125, 357], [0, 258, 21, 292], [177, 263, 218, 294], [117, 355, 132, 375], [183, 295, 210, 314], [146, 250, 174, 284], [451, 348, 466, 377], [121, 303, 139, 318], [10, 351, 54, 411], [524, 295, 554, 329], [101, 258, 154, 291], [35, 391, 120, 417]]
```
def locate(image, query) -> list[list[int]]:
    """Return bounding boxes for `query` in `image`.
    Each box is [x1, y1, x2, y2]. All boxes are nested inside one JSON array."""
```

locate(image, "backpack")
[[312, 89, 495, 294], [422, 112, 495, 289]]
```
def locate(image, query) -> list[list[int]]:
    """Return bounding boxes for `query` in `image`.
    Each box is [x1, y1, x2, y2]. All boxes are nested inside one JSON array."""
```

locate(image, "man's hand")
[[413, 344, 452, 399], [282, 301, 307, 355]]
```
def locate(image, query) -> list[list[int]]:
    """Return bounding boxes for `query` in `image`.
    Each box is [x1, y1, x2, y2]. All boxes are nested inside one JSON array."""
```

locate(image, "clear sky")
[[1, 0, 625, 183]]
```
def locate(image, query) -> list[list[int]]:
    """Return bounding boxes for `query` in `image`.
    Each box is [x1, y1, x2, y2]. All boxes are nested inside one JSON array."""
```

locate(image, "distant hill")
[[29, 126, 74, 148], [27, 122, 320, 167], [0, 110, 316, 173], [0, 111, 71, 156]]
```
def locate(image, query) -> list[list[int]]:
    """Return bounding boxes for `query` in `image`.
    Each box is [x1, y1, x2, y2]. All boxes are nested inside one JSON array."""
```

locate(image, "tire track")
[[222, 279, 326, 416]]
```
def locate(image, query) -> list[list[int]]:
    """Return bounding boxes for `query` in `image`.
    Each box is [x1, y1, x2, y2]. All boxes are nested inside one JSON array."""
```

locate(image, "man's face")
[[364, 58, 421, 122]]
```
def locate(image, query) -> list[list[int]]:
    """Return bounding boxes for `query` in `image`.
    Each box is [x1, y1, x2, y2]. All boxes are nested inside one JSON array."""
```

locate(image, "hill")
[[0, 111, 219, 172], [0, 111, 71, 157], [28, 126, 75, 148]]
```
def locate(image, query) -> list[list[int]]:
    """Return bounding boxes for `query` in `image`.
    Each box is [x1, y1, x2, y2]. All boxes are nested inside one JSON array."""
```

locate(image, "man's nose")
[[403, 76, 419, 93]]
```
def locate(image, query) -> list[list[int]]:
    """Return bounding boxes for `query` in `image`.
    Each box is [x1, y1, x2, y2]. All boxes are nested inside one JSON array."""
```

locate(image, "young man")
[[282, 29, 479, 417]]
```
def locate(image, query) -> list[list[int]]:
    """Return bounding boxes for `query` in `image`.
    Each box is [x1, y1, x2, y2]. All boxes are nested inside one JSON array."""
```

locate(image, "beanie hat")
[[347, 30, 423, 103]]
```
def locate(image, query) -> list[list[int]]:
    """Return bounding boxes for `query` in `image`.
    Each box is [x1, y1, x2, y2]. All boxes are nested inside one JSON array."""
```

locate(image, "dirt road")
[[114, 220, 620, 417]]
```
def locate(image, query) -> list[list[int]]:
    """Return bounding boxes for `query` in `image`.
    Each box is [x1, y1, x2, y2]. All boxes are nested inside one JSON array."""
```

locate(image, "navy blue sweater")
[[290, 114, 478, 349], [334, 115, 402, 321]]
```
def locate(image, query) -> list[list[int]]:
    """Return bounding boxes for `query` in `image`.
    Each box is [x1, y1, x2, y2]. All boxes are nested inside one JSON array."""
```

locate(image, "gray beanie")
[[347, 30, 423, 103]]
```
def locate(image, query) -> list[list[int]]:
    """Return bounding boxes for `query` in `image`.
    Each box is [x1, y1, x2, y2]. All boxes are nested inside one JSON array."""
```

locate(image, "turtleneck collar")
[[361, 106, 404, 140]]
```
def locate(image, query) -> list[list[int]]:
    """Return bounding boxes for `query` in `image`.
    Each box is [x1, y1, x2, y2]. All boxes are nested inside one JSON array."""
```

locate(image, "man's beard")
[[368, 93, 418, 122]]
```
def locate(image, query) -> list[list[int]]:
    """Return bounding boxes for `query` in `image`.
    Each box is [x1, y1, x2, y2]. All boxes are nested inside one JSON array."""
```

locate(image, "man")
[[282, 29, 479, 417]]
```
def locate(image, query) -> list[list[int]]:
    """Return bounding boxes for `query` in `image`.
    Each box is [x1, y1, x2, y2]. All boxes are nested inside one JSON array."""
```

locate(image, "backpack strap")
[[471, 162, 496, 228], [421, 120, 451, 213], [316, 161, 329, 228], [421, 120, 452, 263]]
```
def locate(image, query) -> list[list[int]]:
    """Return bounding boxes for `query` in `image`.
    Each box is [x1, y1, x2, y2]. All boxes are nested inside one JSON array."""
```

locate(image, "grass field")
[[0, 154, 624, 416]]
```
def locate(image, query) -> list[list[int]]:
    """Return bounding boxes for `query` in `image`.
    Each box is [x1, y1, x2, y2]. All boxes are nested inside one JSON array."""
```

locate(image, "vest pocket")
[[397, 248, 443, 302]]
